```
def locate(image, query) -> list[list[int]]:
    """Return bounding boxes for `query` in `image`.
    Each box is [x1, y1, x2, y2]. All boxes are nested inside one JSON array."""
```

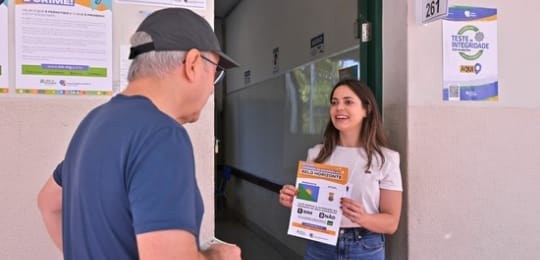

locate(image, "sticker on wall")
[[443, 6, 498, 101], [272, 47, 279, 74], [310, 33, 324, 57], [244, 70, 251, 85], [0, 0, 8, 94]]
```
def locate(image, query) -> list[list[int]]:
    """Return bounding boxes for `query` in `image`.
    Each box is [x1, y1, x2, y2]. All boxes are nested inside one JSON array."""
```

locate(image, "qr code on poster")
[[448, 85, 460, 101]]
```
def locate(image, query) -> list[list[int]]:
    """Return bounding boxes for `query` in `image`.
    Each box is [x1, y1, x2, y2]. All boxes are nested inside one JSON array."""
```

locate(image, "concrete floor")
[[215, 207, 291, 260]]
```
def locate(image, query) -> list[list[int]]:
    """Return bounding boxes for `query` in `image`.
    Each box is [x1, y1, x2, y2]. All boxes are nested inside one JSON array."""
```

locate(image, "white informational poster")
[[288, 161, 350, 246], [0, 0, 8, 94], [443, 6, 498, 101], [116, 0, 205, 9], [15, 0, 113, 95]]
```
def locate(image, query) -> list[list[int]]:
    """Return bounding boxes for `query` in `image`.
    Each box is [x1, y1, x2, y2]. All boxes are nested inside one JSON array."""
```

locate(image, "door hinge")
[[354, 19, 372, 43], [361, 22, 372, 43]]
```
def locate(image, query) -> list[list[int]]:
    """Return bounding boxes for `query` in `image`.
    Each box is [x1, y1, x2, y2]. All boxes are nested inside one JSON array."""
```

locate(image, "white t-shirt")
[[306, 144, 403, 228]]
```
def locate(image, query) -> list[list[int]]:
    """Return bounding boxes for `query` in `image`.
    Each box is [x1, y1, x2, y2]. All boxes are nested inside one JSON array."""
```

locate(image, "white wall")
[[405, 0, 540, 259], [225, 0, 358, 92], [0, 2, 216, 259]]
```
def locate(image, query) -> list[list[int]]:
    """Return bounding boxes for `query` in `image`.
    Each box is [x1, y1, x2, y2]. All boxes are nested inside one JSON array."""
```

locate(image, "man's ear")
[[183, 49, 201, 82]]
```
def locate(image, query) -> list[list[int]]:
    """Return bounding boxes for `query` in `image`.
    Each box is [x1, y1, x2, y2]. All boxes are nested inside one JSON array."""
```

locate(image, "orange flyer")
[[287, 161, 351, 245]]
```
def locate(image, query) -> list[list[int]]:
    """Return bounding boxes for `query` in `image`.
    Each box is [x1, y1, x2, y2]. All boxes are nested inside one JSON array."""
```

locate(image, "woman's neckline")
[[335, 145, 363, 149]]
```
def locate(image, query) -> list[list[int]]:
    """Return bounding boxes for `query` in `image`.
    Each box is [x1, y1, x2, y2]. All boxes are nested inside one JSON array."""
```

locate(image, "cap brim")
[[217, 51, 239, 69]]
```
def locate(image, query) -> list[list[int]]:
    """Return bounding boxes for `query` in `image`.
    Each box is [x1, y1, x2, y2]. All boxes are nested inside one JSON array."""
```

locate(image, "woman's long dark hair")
[[314, 79, 388, 171]]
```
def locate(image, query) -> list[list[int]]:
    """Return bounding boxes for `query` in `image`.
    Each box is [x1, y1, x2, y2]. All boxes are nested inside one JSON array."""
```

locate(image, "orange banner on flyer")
[[292, 222, 337, 236], [297, 161, 349, 185]]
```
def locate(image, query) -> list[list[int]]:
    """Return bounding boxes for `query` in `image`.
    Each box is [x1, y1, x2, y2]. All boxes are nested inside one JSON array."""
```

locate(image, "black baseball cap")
[[129, 8, 239, 69]]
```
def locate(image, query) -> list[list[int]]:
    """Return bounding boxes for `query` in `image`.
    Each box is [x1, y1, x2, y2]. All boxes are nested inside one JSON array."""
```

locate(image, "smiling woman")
[[330, 86, 367, 138], [315, 80, 388, 170], [279, 79, 403, 260]]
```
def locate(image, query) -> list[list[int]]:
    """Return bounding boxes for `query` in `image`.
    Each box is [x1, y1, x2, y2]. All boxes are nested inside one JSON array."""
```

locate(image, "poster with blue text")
[[15, 0, 112, 95], [0, 0, 8, 94], [443, 6, 498, 101]]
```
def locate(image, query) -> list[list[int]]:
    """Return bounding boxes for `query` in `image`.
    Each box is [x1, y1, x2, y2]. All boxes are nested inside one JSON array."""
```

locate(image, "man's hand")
[[138, 230, 242, 260], [202, 243, 242, 260]]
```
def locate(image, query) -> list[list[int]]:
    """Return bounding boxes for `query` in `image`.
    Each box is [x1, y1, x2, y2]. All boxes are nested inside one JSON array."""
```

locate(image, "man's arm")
[[136, 230, 241, 260], [37, 176, 63, 250]]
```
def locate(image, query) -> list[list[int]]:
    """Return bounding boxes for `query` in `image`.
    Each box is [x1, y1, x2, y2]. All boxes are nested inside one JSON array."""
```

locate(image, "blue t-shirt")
[[53, 94, 204, 260]]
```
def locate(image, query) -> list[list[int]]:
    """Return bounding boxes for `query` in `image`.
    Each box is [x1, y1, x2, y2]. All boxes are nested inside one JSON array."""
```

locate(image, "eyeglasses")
[[201, 55, 225, 85]]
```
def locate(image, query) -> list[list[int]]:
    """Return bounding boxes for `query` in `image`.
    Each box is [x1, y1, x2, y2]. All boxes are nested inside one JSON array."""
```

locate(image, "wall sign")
[[443, 6, 498, 101], [244, 70, 251, 85], [15, 0, 113, 95], [310, 33, 324, 57], [272, 47, 279, 74], [116, 0, 206, 9], [417, 0, 448, 24]]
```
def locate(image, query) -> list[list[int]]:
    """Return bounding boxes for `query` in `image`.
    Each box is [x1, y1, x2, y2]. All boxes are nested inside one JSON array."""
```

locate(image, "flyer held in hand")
[[287, 161, 351, 245]]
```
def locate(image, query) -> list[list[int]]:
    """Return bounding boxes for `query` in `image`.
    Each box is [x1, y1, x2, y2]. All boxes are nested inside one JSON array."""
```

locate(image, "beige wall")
[[403, 0, 540, 259], [0, 2, 216, 259], [0, 98, 101, 259], [382, 0, 409, 258], [408, 107, 540, 259]]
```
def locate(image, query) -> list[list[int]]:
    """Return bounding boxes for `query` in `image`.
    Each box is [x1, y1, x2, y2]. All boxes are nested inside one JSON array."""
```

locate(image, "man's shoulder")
[[88, 95, 181, 131], [73, 95, 188, 154]]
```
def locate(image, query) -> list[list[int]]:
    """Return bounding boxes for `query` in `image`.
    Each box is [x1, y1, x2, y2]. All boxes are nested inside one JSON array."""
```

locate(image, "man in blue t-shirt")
[[37, 8, 241, 260]]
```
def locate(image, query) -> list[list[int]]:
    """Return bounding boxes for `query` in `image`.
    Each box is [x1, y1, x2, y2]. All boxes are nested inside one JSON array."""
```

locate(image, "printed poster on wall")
[[116, 0, 205, 9], [287, 161, 350, 246], [15, 0, 113, 95], [443, 6, 498, 101], [0, 0, 8, 94]]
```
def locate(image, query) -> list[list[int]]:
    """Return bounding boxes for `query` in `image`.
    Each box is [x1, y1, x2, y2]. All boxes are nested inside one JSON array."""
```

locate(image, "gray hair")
[[127, 31, 185, 82]]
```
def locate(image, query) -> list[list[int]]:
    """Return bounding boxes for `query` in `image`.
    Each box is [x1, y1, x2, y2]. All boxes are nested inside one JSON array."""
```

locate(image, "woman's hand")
[[341, 198, 369, 226], [278, 185, 297, 208]]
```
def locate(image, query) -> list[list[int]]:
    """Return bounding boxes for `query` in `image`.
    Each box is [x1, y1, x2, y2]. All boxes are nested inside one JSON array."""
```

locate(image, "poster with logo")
[[0, 0, 8, 94], [15, 0, 112, 95], [443, 6, 498, 101], [116, 0, 205, 9], [287, 161, 350, 246]]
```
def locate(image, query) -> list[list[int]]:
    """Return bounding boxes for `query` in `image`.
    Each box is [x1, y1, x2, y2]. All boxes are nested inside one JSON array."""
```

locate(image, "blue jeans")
[[304, 228, 385, 260]]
